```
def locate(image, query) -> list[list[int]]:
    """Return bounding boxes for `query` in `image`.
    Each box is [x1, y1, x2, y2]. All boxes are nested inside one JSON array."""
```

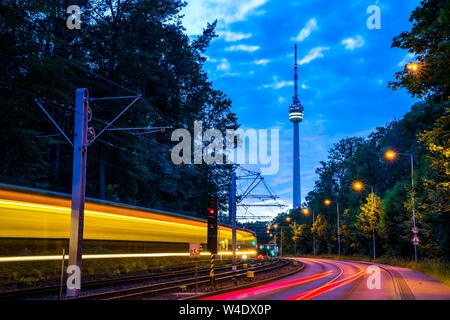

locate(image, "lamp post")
[[385, 150, 418, 263], [302, 208, 315, 256], [353, 181, 376, 260], [270, 223, 291, 257], [324, 199, 340, 256]]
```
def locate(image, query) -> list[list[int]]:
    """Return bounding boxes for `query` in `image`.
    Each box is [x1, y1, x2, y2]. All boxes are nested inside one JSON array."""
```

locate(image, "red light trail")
[[201, 270, 333, 300]]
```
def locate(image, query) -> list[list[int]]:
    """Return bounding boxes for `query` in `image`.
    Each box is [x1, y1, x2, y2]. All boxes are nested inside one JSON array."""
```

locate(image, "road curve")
[[201, 258, 450, 300]]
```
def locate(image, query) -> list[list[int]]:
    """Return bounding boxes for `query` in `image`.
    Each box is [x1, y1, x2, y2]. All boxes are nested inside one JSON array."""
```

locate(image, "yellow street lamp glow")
[[302, 208, 309, 215], [407, 62, 419, 72], [266, 230, 270, 234], [324, 199, 331, 206], [385, 150, 396, 160], [353, 181, 364, 191], [273, 224, 278, 229], [286, 216, 291, 222], [270, 233, 273, 237]]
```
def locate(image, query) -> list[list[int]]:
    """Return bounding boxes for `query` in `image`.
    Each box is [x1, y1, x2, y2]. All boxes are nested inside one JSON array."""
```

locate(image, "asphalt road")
[[202, 258, 450, 300]]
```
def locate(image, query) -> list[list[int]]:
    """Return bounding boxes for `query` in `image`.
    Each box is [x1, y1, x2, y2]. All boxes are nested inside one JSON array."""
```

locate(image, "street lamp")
[[324, 198, 340, 256], [286, 216, 291, 222], [384, 149, 419, 263], [353, 180, 376, 260], [407, 62, 419, 72], [302, 207, 315, 256]]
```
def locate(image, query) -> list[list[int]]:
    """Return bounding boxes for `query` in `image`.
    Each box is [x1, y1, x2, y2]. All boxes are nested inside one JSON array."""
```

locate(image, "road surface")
[[202, 258, 450, 300]]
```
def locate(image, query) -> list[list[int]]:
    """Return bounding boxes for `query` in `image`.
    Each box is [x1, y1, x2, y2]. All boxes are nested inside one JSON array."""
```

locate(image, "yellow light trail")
[[0, 186, 256, 245], [0, 251, 257, 263]]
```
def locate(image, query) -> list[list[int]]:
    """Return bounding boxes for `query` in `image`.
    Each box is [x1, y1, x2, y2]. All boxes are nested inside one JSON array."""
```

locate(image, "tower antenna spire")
[[294, 43, 299, 104]]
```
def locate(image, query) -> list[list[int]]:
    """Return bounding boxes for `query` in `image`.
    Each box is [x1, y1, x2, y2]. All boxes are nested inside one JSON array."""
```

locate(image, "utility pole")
[[35, 88, 164, 298], [67, 88, 89, 297], [229, 172, 237, 271], [65, 90, 143, 297]]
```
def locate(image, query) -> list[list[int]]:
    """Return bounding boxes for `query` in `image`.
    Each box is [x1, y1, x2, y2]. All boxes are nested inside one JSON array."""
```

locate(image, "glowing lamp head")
[[302, 208, 309, 215], [286, 216, 291, 222], [353, 181, 364, 191], [385, 150, 396, 160], [273, 224, 278, 229], [407, 62, 419, 72], [324, 199, 331, 206], [208, 208, 214, 214]]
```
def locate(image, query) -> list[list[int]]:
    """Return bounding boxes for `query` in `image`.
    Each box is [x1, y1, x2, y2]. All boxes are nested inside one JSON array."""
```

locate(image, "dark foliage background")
[[0, 0, 238, 218]]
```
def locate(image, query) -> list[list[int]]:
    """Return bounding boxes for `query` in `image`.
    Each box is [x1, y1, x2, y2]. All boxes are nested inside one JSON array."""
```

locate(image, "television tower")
[[289, 44, 304, 209]]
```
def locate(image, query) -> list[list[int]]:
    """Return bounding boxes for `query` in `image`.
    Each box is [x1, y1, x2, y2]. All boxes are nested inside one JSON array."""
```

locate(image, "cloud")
[[220, 30, 252, 42], [341, 35, 365, 50], [253, 59, 270, 65], [181, 0, 268, 35], [216, 58, 230, 71], [263, 77, 294, 89], [225, 44, 260, 52], [299, 46, 330, 65], [291, 18, 318, 42], [397, 52, 415, 67], [204, 55, 217, 63]]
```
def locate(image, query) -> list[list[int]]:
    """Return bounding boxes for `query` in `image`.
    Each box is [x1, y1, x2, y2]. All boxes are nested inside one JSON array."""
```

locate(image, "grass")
[[300, 254, 450, 288]]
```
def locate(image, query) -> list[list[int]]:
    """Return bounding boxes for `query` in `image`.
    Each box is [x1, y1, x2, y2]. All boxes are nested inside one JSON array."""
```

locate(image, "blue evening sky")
[[181, 0, 420, 219]]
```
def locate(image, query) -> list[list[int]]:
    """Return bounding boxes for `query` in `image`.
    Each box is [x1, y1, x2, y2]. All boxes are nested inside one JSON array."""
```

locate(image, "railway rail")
[[0, 261, 247, 300], [73, 259, 290, 300]]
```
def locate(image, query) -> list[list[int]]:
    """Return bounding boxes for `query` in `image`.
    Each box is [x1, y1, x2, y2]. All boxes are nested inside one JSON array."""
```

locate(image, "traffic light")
[[207, 194, 218, 254]]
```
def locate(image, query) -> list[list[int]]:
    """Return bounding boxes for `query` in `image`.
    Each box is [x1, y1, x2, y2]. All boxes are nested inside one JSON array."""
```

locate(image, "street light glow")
[[385, 150, 397, 160], [407, 62, 419, 72], [286, 216, 291, 222], [302, 208, 309, 215], [324, 199, 331, 206], [353, 181, 363, 191]]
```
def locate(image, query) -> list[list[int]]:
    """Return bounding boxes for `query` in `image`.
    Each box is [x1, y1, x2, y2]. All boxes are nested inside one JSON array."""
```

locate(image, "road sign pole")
[[67, 88, 89, 298], [195, 257, 198, 294]]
